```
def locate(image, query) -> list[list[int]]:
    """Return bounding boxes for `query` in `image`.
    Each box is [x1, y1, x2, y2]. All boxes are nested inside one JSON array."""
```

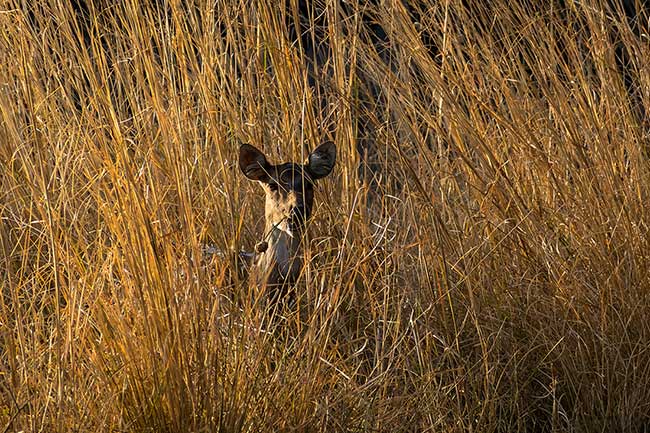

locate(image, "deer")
[[238, 141, 336, 301]]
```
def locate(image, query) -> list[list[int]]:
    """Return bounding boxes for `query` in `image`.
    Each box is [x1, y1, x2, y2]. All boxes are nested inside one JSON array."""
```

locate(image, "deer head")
[[239, 141, 336, 287]]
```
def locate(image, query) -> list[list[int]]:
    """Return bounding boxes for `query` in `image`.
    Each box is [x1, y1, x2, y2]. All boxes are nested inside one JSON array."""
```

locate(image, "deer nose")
[[289, 202, 308, 229], [292, 204, 305, 220]]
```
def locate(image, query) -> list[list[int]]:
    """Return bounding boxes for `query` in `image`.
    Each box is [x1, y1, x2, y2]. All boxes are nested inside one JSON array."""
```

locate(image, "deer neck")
[[255, 219, 303, 285]]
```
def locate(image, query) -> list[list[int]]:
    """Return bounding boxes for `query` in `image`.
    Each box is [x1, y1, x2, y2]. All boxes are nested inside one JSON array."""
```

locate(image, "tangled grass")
[[1, 0, 650, 431]]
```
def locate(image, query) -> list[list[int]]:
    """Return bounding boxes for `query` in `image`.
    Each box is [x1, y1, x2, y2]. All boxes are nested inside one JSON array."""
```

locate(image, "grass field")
[[1, 0, 650, 431]]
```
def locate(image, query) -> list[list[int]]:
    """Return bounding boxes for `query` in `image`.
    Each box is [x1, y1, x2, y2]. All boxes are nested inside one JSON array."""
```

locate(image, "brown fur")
[[239, 142, 336, 292]]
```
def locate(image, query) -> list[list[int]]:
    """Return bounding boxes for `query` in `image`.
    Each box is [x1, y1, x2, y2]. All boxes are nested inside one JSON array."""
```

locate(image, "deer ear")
[[306, 141, 336, 180], [239, 144, 270, 181]]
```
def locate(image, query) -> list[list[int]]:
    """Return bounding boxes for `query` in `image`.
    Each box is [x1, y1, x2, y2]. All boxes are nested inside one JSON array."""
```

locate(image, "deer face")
[[239, 142, 336, 238]]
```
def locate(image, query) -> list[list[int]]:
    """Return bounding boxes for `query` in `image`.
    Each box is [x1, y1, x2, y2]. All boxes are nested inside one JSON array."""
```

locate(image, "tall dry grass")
[[1, 0, 649, 431]]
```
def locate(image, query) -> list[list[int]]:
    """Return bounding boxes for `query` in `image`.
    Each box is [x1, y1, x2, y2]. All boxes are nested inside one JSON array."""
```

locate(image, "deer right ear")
[[239, 144, 270, 181], [306, 141, 336, 180]]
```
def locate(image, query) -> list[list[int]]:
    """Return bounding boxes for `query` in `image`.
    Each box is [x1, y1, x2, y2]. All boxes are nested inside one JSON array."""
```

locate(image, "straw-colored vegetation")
[[1, 0, 649, 431]]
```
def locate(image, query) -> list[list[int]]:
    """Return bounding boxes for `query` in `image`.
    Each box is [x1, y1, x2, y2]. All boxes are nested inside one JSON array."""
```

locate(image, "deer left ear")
[[239, 144, 271, 182], [306, 141, 336, 180]]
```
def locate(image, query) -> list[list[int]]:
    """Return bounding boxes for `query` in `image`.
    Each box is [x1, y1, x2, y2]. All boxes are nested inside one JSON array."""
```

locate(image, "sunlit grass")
[[1, 0, 649, 431]]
